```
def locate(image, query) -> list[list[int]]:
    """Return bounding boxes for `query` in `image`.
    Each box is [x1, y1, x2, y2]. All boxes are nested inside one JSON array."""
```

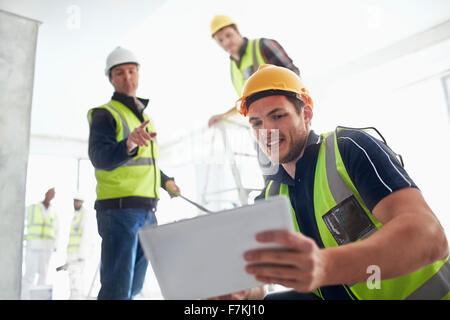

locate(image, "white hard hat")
[[105, 46, 139, 76], [73, 193, 84, 201]]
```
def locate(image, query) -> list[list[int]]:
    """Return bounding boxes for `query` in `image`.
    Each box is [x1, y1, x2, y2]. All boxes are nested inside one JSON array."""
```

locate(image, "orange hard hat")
[[236, 64, 313, 116]]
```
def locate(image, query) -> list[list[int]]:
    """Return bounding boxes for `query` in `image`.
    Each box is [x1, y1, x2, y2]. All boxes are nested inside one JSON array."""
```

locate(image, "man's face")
[[213, 26, 243, 57], [109, 63, 139, 97], [248, 95, 312, 165], [73, 199, 83, 211], [45, 188, 55, 202]]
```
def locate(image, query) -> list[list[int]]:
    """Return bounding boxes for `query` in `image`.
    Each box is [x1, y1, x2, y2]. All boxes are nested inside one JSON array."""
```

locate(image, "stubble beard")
[[279, 128, 308, 164]]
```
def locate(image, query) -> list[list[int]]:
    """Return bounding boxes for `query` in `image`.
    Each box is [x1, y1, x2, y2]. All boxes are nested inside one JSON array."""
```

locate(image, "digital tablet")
[[138, 195, 295, 300]]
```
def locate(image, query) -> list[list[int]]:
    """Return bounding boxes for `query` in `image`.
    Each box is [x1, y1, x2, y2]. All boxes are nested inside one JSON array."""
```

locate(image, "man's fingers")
[[140, 120, 150, 129], [246, 264, 301, 281], [127, 122, 156, 149], [130, 128, 154, 144], [255, 230, 314, 252], [244, 248, 308, 266], [129, 132, 148, 146]]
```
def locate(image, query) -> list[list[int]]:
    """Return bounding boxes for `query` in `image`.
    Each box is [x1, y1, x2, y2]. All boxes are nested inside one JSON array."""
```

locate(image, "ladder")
[[201, 118, 264, 209]]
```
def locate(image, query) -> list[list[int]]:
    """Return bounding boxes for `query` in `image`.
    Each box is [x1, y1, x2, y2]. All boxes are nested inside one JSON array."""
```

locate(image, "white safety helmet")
[[105, 46, 139, 76], [73, 193, 84, 202]]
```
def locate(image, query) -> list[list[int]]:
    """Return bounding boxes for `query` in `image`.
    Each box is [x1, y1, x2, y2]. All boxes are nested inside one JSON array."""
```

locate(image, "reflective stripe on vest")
[[87, 100, 161, 200], [67, 210, 84, 253], [265, 129, 450, 299], [24, 204, 56, 241], [105, 103, 156, 169], [230, 39, 266, 96]]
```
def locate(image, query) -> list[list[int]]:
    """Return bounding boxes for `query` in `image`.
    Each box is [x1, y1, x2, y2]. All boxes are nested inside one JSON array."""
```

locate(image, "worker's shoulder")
[[336, 128, 383, 148], [258, 37, 279, 42], [88, 107, 109, 119], [335, 128, 406, 176], [90, 100, 115, 110], [88, 104, 116, 126], [89, 101, 117, 115], [258, 37, 281, 46], [335, 128, 390, 162], [27, 203, 39, 209]]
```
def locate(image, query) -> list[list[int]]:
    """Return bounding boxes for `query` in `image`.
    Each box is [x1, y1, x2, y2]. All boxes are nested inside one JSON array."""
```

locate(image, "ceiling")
[[1, 0, 450, 150]]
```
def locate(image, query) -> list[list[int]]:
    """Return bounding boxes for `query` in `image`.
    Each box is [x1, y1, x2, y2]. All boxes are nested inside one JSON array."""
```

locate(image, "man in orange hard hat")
[[208, 15, 301, 183], [215, 64, 449, 300]]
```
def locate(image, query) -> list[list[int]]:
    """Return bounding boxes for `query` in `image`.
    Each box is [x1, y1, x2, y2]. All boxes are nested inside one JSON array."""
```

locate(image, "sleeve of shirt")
[[259, 38, 300, 76], [160, 170, 174, 191], [88, 108, 135, 171], [337, 129, 417, 212], [255, 189, 266, 202]]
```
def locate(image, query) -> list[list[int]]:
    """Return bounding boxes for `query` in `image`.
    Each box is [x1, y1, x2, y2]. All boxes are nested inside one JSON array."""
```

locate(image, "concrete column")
[[0, 10, 40, 299]]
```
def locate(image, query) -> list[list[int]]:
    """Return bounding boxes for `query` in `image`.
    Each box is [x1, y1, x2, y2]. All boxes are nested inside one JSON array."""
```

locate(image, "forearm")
[[321, 212, 448, 286]]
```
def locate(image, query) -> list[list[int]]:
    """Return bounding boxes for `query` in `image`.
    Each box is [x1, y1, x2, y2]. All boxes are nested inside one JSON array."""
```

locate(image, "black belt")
[[94, 196, 157, 211]]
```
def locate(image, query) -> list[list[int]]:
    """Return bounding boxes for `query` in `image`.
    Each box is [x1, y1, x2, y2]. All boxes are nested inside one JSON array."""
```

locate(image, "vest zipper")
[[150, 139, 157, 198]]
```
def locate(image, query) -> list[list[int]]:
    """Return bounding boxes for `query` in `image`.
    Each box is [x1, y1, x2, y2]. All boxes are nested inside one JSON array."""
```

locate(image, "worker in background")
[[208, 14, 300, 126], [222, 64, 449, 300], [66, 194, 92, 299], [22, 187, 59, 300], [208, 15, 300, 181], [88, 46, 181, 300]]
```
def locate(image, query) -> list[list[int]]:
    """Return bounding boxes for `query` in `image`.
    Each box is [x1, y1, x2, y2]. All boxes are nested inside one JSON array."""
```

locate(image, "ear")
[[303, 105, 313, 127]]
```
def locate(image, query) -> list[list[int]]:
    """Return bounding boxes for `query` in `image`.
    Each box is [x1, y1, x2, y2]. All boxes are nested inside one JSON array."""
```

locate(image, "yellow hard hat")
[[210, 15, 236, 37], [236, 64, 313, 116]]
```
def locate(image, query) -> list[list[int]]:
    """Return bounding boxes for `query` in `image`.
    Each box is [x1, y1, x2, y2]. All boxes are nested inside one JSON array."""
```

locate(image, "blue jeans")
[[96, 208, 157, 300]]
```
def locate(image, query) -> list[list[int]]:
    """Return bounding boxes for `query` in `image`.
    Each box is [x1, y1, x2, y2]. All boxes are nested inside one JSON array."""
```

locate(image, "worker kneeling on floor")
[[217, 64, 449, 300]]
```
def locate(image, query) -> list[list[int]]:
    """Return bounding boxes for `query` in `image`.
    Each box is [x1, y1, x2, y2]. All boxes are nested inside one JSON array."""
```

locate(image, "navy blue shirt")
[[262, 129, 417, 299]]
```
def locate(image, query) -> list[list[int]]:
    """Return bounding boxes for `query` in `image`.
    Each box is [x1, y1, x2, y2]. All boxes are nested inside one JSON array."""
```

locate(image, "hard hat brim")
[[237, 90, 312, 116], [105, 62, 139, 76]]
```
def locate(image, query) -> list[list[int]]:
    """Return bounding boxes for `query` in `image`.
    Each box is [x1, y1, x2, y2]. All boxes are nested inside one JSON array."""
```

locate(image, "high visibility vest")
[[265, 129, 450, 300], [67, 209, 85, 253], [24, 204, 57, 241], [88, 100, 161, 200], [230, 39, 266, 97]]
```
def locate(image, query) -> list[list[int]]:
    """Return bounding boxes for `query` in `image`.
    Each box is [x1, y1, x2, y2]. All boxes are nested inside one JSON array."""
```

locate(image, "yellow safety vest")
[[24, 204, 57, 241], [230, 39, 266, 97], [88, 100, 161, 200], [67, 209, 85, 253], [265, 129, 450, 300]]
